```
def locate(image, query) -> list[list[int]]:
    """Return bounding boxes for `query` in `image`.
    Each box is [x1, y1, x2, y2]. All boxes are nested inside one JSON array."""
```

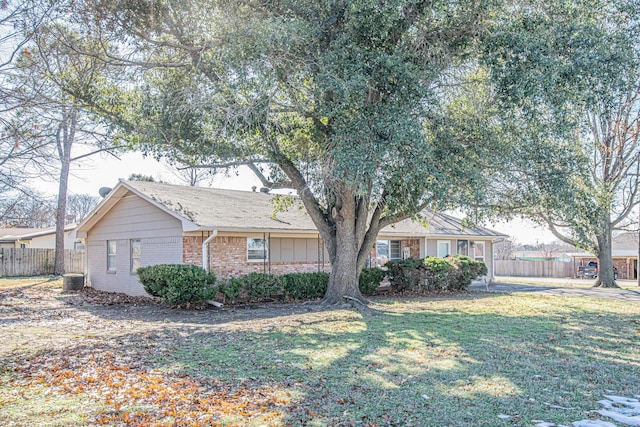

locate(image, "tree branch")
[[70, 146, 121, 162]]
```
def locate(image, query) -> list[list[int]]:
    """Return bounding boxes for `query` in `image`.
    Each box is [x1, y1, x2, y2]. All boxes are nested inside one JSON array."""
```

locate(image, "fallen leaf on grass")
[[15, 350, 289, 426]]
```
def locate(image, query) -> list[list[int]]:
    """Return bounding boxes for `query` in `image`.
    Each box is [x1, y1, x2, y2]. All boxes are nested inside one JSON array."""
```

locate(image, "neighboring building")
[[571, 232, 639, 280], [75, 180, 507, 296], [0, 224, 78, 249], [0, 227, 41, 248]]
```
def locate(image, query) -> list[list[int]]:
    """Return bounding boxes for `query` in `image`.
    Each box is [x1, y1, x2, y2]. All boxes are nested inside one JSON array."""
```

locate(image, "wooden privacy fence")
[[0, 248, 84, 276], [495, 260, 575, 278]]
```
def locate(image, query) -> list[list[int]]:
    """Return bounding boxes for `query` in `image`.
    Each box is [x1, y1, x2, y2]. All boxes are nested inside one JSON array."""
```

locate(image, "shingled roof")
[[77, 180, 506, 239]]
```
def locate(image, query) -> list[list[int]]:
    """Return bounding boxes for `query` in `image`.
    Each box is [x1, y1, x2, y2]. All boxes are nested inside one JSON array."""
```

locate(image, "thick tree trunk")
[[323, 250, 364, 305], [593, 219, 618, 288], [275, 157, 391, 308], [321, 207, 367, 305]]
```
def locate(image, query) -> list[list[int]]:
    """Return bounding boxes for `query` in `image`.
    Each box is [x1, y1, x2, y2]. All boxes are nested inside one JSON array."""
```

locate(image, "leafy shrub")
[[358, 268, 385, 295], [422, 256, 454, 290], [446, 255, 487, 290], [386, 258, 423, 291], [137, 264, 217, 305], [218, 273, 283, 302], [245, 273, 284, 299], [218, 272, 328, 303], [220, 277, 245, 300], [386, 255, 487, 293], [281, 272, 329, 300]]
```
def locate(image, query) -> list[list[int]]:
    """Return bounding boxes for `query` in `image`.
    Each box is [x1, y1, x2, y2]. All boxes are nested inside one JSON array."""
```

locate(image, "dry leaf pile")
[[7, 350, 289, 426]]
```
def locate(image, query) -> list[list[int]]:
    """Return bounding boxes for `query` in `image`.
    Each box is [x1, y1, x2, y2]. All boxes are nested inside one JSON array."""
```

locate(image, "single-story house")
[[75, 180, 508, 296], [0, 224, 78, 249]]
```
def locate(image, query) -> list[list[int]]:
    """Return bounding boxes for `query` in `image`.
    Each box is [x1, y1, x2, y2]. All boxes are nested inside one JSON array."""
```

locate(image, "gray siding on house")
[[269, 238, 327, 262], [86, 194, 183, 296], [426, 239, 438, 257]]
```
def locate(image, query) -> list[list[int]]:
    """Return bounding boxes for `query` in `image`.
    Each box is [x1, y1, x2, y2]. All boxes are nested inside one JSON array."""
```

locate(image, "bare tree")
[[0, 194, 55, 227], [494, 237, 517, 260], [166, 163, 215, 187], [66, 193, 98, 223], [2, 18, 123, 274], [127, 174, 156, 182], [534, 240, 575, 260]]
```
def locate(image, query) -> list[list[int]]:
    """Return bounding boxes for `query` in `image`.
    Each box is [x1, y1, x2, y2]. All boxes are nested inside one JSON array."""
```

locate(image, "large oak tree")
[[47, 0, 637, 299], [56, 0, 509, 305]]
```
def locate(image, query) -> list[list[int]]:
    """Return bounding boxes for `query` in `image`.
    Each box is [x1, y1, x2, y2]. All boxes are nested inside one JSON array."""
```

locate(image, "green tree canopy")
[[54, 0, 512, 304]]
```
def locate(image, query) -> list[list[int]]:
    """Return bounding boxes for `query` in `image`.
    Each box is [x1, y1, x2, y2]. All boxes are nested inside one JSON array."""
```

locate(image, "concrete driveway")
[[469, 276, 640, 301]]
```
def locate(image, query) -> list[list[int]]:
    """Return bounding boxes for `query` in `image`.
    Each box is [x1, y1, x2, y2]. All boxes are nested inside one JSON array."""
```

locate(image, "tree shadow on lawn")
[[4, 294, 639, 426], [182, 303, 638, 426], [490, 282, 640, 301], [58, 289, 500, 326]]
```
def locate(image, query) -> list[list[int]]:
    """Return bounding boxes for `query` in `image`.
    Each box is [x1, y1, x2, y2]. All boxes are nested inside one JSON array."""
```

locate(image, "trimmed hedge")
[[137, 264, 217, 305], [281, 272, 329, 300], [446, 254, 488, 290], [219, 272, 329, 303], [422, 256, 454, 290], [359, 268, 386, 295], [386, 255, 486, 292], [385, 258, 423, 291], [218, 269, 385, 302], [138, 257, 480, 307]]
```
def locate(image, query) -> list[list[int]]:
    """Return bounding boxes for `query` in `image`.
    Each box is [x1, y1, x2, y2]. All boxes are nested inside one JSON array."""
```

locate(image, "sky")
[[34, 151, 557, 245]]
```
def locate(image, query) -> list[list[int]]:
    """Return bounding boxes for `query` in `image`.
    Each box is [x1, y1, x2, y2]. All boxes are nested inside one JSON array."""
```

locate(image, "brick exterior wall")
[[183, 236, 330, 278], [615, 258, 638, 279], [368, 238, 427, 267], [403, 239, 420, 258]]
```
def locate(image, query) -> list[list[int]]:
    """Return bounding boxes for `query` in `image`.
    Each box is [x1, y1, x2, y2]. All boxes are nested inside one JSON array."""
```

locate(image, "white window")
[[130, 239, 141, 272], [376, 240, 402, 266], [473, 241, 485, 262], [247, 238, 268, 261], [107, 240, 117, 272], [437, 240, 450, 258]]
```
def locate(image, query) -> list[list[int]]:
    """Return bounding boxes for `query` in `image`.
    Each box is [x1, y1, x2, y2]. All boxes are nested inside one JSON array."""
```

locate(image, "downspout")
[[202, 230, 218, 272]]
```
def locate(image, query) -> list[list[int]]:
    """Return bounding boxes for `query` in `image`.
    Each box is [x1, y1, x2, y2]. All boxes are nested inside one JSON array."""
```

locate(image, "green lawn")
[[1, 278, 639, 426]]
